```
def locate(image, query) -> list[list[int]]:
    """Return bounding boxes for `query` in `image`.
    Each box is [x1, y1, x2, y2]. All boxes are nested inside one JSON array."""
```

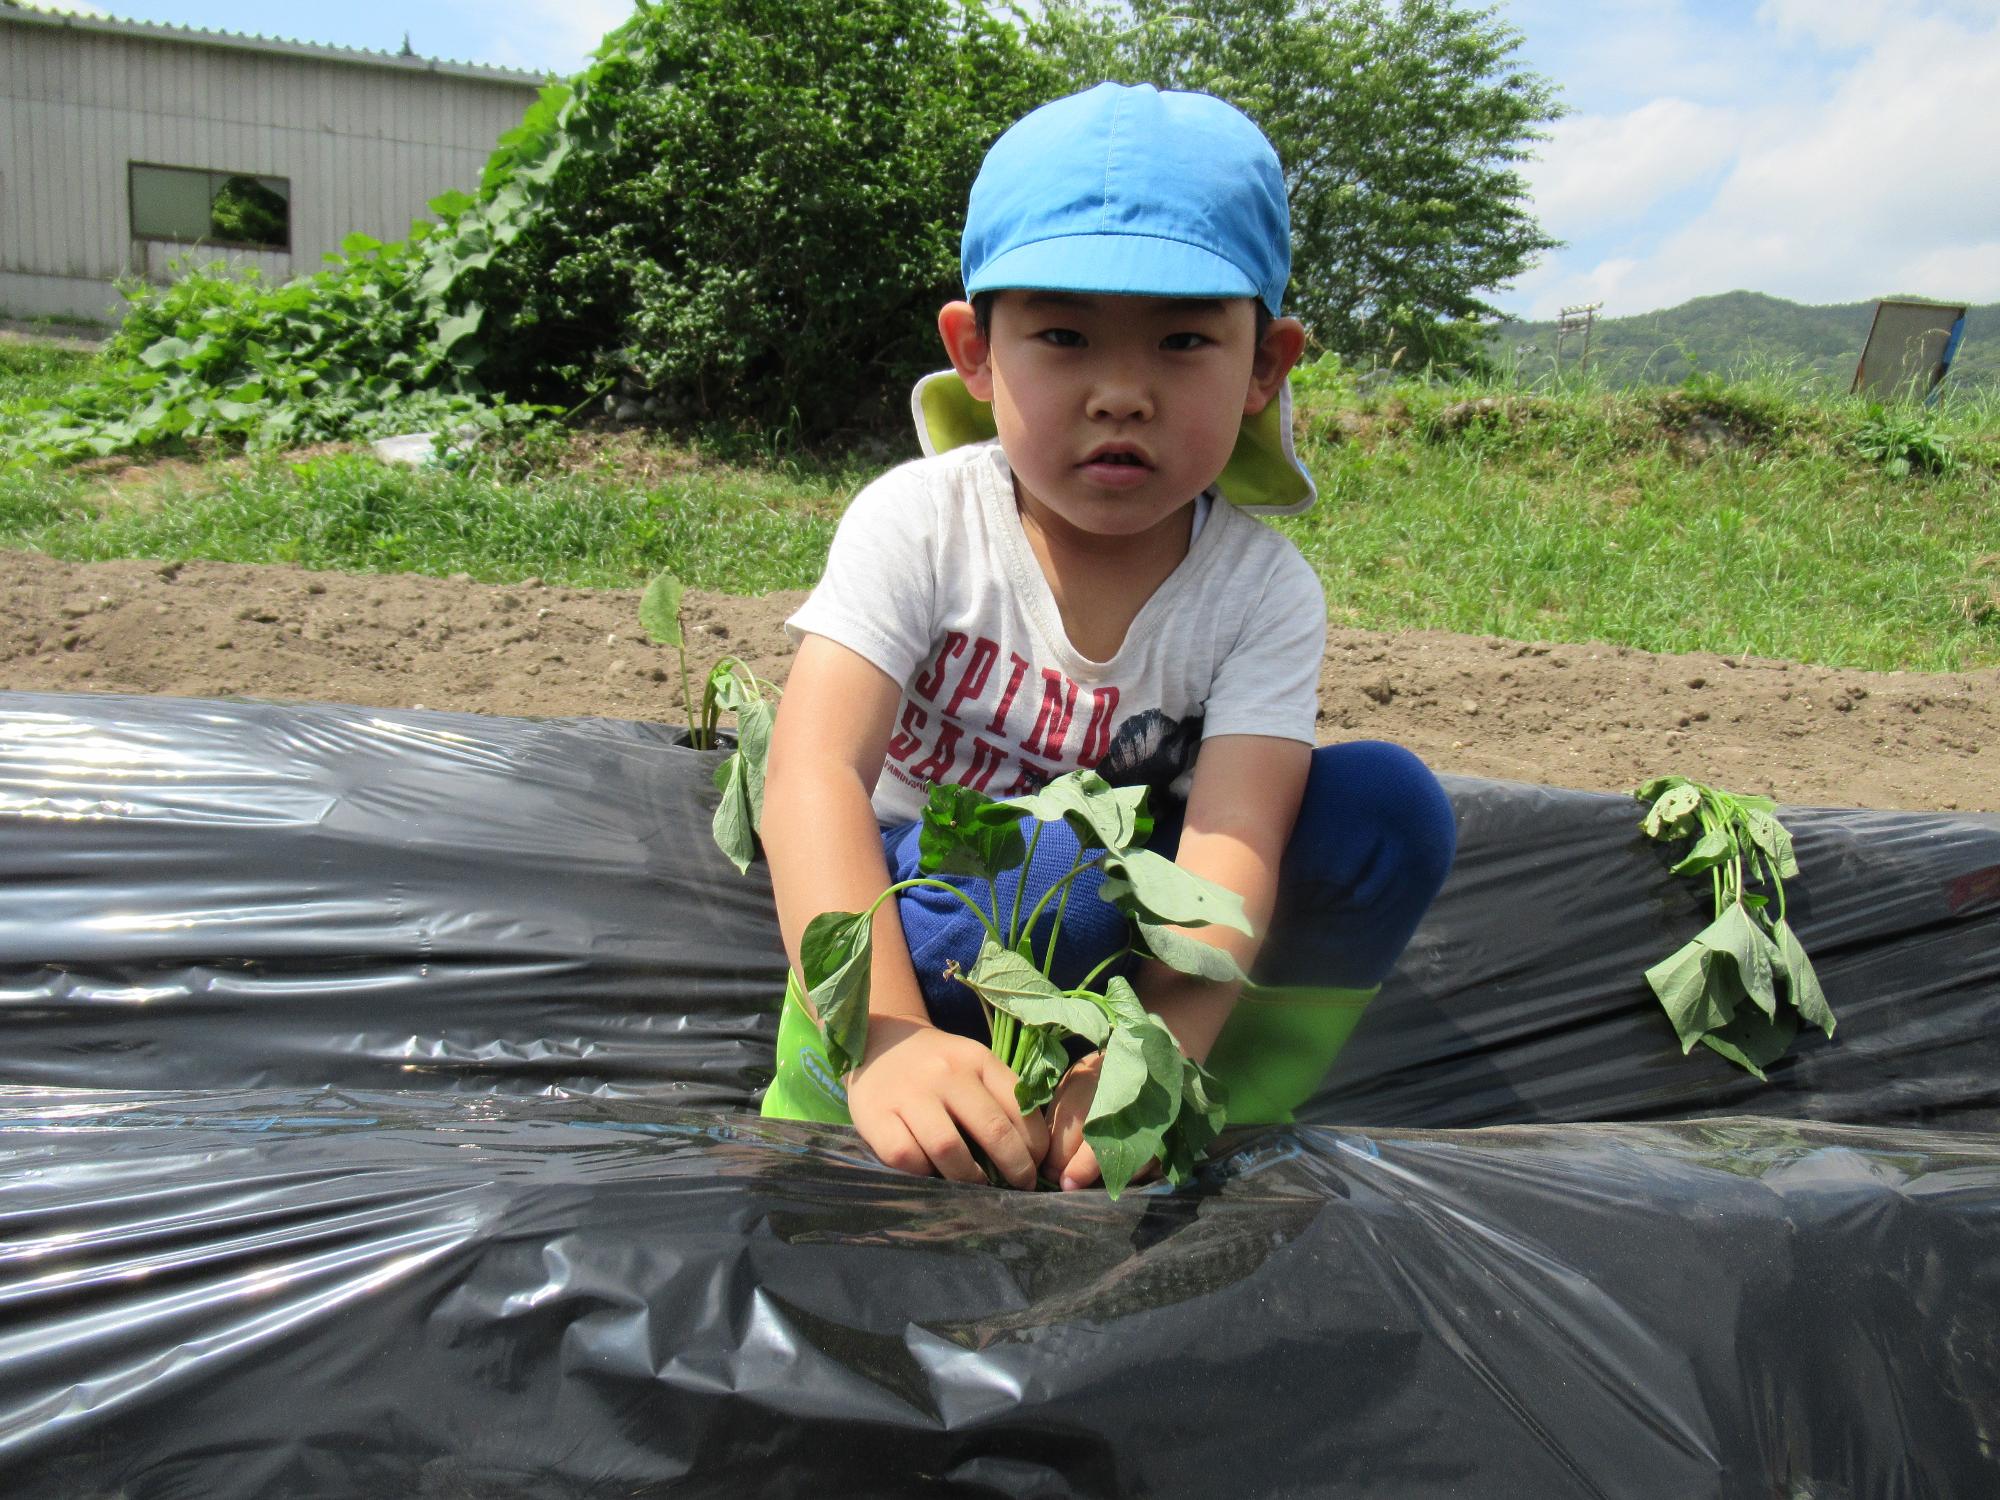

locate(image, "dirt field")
[[3, 545, 1994, 812]]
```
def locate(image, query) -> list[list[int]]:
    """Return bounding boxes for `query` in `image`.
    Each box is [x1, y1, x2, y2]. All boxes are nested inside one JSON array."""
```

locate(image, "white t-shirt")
[[786, 441, 1326, 826]]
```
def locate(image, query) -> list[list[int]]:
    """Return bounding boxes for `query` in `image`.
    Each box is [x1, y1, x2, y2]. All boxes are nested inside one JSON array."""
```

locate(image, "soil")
[[3, 546, 1994, 812]]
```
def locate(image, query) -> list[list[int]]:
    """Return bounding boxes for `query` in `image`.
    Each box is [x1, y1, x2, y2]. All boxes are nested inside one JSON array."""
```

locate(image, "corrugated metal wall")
[[0, 22, 540, 321]]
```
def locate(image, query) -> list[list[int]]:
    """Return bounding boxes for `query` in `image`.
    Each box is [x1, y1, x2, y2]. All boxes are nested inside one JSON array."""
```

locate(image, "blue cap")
[[962, 83, 1291, 316]]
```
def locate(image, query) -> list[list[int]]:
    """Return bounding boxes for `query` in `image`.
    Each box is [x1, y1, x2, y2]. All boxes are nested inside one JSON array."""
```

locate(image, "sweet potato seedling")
[[638, 572, 707, 746], [1634, 775, 1836, 1078], [804, 772, 1242, 1196], [718, 747, 1243, 1196]]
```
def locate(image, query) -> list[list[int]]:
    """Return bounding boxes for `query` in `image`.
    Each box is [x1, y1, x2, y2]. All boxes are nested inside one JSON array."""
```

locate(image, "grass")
[[3, 339, 1997, 670], [1275, 361, 2000, 670], [0, 340, 99, 444]]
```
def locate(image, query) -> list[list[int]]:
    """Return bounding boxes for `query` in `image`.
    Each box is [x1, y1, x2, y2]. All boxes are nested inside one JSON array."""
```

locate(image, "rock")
[[1436, 396, 1505, 430], [1460, 699, 1480, 715]]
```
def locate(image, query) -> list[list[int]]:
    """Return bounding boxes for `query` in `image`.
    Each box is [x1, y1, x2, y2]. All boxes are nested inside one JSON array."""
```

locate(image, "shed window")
[[129, 164, 291, 250]]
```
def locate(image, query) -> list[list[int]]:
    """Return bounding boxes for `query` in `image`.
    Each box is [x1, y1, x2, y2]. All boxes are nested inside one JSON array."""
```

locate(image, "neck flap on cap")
[[908, 371, 1317, 517]]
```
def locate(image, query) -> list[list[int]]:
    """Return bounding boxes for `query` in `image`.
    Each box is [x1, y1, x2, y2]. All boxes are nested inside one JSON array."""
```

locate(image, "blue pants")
[[884, 741, 1458, 1040]]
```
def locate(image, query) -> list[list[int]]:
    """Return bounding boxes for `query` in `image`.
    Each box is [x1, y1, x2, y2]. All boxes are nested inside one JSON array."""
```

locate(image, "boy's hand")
[[1043, 1052, 1160, 1193], [847, 1017, 1049, 1189]]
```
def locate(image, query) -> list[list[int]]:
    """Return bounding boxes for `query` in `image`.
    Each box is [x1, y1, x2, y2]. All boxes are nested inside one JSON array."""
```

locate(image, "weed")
[[1852, 402, 1958, 477]]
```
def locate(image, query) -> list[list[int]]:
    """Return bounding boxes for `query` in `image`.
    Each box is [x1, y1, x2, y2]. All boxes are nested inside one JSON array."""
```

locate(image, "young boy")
[[761, 83, 1456, 1191]]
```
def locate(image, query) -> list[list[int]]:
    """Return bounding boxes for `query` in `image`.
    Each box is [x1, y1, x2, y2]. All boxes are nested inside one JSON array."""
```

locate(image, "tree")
[[1031, 0, 1562, 368], [472, 0, 1064, 438]]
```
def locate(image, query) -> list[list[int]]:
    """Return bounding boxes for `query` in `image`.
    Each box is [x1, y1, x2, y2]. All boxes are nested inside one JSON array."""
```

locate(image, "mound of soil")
[[2, 547, 1993, 812]]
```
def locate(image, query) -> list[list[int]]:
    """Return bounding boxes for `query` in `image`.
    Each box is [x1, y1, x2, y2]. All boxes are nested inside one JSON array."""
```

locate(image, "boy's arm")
[[1043, 733, 1309, 1189], [763, 634, 1046, 1187]]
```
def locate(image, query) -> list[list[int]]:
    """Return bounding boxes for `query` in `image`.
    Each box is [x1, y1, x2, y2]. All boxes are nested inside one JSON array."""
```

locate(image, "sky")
[[28, 0, 2000, 320]]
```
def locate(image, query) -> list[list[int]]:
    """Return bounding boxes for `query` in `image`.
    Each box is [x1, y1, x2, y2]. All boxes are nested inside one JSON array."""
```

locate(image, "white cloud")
[[1526, 97, 1741, 236], [1892, 239, 2000, 298], [1757, 0, 1902, 50], [1513, 0, 1783, 108], [1757, 0, 1998, 49], [1522, 5, 2000, 316]]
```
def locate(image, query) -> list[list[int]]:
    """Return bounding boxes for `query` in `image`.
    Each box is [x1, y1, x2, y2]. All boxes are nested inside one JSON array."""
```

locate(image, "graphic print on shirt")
[[1095, 706, 1205, 802], [885, 630, 1202, 802]]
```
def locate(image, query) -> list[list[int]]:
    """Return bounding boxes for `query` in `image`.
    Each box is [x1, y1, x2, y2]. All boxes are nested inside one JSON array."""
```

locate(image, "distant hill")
[[1490, 291, 1998, 392]]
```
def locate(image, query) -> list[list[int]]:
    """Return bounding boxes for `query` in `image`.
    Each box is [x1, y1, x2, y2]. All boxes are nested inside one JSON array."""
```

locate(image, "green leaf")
[[1101, 849, 1252, 935], [1008, 1023, 1067, 1115], [638, 573, 685, 648], [1084, 992, 1185, 1200], [1669, 826, 1735, 876], [138, 336, 196, 369], [919, 783, 1027, 882], [1698, 1005, 1799, 1081], [435, 303, 485, 352], [1159, 1059, 1228, 1187], [1644, 940, 1732, 1052], [1633, 775, 1691, 803], [1693, 902, 1781, 1019], [709, 752, 756, 875], [960, 941, 1112, 1047], [699, 661, 774, 827], [734, 696, 774, 830], [1005, 770, 1153, 854], [1641, 783, 1703, 839], [426, 189, 475, 219], [1743, 809, 1800, 880], [704, 659, 754, 714], [1135, 920, 1246, 984], [1773, 919, 1835, 1038], [800, 910, 873, 1080]]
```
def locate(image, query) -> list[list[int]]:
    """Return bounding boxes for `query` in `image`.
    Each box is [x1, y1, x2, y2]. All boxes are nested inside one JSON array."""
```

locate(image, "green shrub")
[[473, 0, 1060, 437]]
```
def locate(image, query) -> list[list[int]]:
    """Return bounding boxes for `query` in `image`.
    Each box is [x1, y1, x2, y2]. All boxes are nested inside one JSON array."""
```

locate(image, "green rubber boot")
[[1199, 981, 1378, 1125], [760, 971, 854, 1124]]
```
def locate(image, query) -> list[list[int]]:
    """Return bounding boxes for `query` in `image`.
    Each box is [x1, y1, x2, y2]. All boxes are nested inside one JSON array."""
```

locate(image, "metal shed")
[[0, 3, 542, 324]]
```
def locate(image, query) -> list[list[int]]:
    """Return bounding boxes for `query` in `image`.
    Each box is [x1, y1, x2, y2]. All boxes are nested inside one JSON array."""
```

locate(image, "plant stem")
[[1043, 868, 1080, 978], [677, 643, 699, 749], [867, 877, 1002, 949], [991, 1007, 1014, 1062], [1008, 821, 1044, 946], [1078, 949, 1132, 991], [1016, 854, 1107, 952]]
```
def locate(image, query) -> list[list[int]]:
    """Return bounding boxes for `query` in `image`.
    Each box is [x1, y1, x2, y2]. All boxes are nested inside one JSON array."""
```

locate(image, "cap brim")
[[910, 370, 1315, 517], [965, 233, 1261, 305]]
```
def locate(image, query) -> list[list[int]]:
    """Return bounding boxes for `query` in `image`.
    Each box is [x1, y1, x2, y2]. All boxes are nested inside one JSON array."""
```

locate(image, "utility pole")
[[1555, 302, 1602, 374]]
